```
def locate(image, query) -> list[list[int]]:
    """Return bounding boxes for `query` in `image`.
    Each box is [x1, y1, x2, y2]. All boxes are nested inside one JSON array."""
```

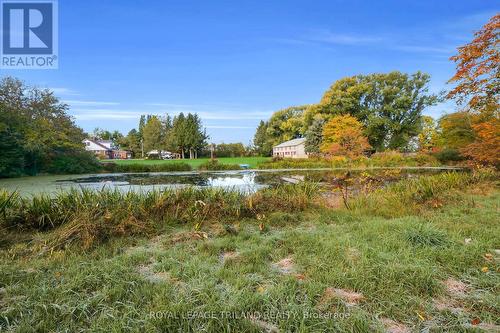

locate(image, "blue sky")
[[2, 0, 498, 143]]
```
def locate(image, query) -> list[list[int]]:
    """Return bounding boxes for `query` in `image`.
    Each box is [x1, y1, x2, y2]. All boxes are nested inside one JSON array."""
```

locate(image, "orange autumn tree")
[[460, 117, 500, 167], [447, 14, 499, 114], [320, 115, 371, 158], [447, 14, 500, 166]]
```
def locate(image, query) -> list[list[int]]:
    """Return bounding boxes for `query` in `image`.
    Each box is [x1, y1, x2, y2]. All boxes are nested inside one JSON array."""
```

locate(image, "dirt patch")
[[433, 297, 464, 314], [465, 182, 495, 196], [321, 191, 345, 209], [137, 258, 171, 284], [219, 251, 240, 264], [125, 235, 165, 255], [443, 278, 468, 297], [272, 257, 295, 274], [471, 322, 500, 331], [492, 249, 500, 262], [170, 231, 209, 244], [380, 318, 410, 333], [321, 287, 364, 306], [346, 247, 361, 263], [138, 266, 170, 283], [248, 316, 280, 333]]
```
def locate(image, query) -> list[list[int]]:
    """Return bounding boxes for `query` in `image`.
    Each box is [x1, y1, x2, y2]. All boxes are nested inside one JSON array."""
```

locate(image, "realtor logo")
[[1, 0, 58, 69]]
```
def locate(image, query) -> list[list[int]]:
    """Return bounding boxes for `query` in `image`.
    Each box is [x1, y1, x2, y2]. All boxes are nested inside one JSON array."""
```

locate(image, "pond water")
[[0, 167, 464, 196]]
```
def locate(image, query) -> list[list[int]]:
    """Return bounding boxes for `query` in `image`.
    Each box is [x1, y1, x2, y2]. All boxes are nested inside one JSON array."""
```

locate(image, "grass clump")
[[351, 169, 496, 217], [197, 159, 241, 171], [102, 162, 192, 173], [405, 223, 449, 247]]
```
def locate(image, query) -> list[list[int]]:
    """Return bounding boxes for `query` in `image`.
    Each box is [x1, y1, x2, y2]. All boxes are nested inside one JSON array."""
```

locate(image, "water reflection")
[[53, 168, 460, 194]]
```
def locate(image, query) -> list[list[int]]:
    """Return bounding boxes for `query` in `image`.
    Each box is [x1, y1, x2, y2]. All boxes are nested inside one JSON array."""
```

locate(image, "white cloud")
[[64, 100, 120, 106], [71, 108, 271, 121], [49, 87, 80, 96], [308, 31, 384, 45]]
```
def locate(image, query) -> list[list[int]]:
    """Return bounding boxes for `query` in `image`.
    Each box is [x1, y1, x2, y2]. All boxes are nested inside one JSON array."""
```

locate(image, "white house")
[[273, 138, 308, 159], [83, 139, 130, 159]]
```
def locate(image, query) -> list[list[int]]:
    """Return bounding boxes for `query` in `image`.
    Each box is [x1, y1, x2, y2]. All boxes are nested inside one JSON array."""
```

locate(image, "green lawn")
[[109, 157, 271, 169], [1, 174, 498, 332]]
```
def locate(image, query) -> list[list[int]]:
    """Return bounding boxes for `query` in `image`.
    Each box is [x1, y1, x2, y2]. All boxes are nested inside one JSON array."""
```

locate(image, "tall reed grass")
[[0, 183, 319, 249], [258, 152, 441, 169], [351, 169, 496, 217], [197, 159, 241, 171]]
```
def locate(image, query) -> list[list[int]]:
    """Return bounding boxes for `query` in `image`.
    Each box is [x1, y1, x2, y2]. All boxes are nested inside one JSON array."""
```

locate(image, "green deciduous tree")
[[305, 71, 438, 151], [265, 105, 307, 146], [119, 129, 141, 157], [435, 112, 475, 150], [418, 116, 437, 152], [0, 76, 98, 177], [142, 115, 163, 152]]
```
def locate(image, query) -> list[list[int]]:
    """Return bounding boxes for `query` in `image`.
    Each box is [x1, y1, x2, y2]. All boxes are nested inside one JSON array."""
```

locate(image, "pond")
[[0, 167, 464, 197]]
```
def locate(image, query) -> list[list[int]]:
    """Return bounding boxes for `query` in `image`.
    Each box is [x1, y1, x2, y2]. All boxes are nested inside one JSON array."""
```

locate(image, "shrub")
[[330, 156, 349, 168], [102, 162, 192, 173], [433, 148, 466, 164], [46, 151, 103, 174], [411, 153, 440, 166], [198, 159, 241, 171], [370, 151, 406, 166], [258, 157, 332, 169]]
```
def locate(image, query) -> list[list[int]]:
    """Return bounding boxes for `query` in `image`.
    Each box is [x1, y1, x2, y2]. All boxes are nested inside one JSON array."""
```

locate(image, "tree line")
[[103, 114, 252, 159], [253, 14, 499, 166], [114, 113, 208, 159], [0, 77, 101, 177]]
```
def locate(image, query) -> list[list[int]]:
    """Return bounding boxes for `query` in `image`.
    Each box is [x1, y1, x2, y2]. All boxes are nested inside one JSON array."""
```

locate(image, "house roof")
[[84, 139, 112, 151], [273, 137, 306, 148]]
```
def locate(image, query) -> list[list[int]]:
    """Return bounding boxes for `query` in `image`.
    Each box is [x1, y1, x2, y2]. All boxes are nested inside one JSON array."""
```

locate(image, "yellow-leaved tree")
[[320, 115, 371, 158]]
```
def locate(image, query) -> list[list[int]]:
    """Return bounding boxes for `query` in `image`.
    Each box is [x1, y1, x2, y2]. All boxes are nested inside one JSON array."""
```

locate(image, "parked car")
[[161, 151, 173, 159]]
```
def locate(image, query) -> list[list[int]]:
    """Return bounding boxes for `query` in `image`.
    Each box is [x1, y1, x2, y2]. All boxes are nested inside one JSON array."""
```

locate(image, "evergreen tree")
[[170, 113, 187, 158], [138, 115, 146, 138], [253, 120, 272, 156], [305, 118, 325, 155]]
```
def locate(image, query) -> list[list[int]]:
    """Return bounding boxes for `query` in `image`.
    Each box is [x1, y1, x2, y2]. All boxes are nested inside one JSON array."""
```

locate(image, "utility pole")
[[210, 143, 215, 160], [141, 138, 144, 159]]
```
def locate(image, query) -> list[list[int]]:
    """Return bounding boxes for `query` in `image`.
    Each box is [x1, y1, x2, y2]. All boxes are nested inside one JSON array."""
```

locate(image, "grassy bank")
[[109, 157, 271, 170], [258, 152, 442, 169], [0, 171, 498, 332], [102, 161, 193, 173], [0, 183, 318, 249]]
